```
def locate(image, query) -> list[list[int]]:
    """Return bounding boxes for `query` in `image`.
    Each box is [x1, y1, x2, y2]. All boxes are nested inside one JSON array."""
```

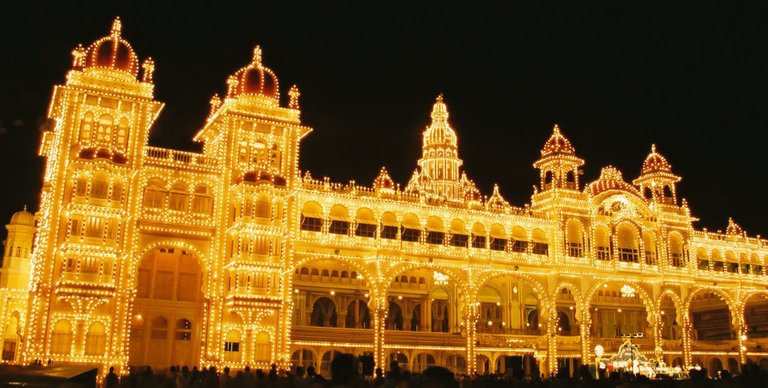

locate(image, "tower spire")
[[111, 17, 122, 39]]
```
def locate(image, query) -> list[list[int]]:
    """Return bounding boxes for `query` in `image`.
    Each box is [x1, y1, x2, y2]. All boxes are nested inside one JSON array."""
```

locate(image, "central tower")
[[406, 95, 480, 202]]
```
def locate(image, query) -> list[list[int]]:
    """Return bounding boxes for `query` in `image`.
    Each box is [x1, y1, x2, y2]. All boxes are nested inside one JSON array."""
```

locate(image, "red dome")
[[541, 124, 576, 156], [84, 18, 139, 76], [641, 144, 672, 175], [230, 46, 280, 100]]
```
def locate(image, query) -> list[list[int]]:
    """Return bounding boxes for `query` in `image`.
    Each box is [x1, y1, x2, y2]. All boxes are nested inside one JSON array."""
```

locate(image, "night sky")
[[2, 2, 768, 236]]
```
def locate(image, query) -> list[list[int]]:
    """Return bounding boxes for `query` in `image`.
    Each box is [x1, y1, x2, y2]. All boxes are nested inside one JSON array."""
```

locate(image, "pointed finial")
[[71, 44, 86, 68], [111, 17, 122, 39], [226, 75, 239, 96], [23, 205, 27, 212], [651, 144, 657, 153], [209, 94, 221, 116], [553, 124, 561, 135], [253, 45, 263, 66], [436, 93, 444, 102], [141, 57, 155, 83], [289, 85, 301, 109]]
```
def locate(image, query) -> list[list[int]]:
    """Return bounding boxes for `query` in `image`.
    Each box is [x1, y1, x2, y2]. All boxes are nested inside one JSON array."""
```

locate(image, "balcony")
[[385, 330, 465, 348], [292, 326, 373, 345]]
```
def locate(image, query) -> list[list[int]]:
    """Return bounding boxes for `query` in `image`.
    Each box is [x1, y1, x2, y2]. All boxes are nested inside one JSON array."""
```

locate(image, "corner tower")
[[533, 124, 584, 192], [193, 46, 312, 367], [25, 18, 162, 367], [633, 144, 681, 205]]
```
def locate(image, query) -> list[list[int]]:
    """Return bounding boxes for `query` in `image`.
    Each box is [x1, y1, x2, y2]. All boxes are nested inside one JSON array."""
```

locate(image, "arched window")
[[96, 114, 113, 144], [300, 202, 323, 232], [643, 232, 657, 265], [75, 177, 88, 198], [532, 229, 548, 255], [471, 223, 487, 249], [566, 219, 584, 257], [595, 226, 610, 260], [511, 226, 527, 253], [449, 219, 468, 247], [401, 214, 421, 242], [669, 233, 684, 267], [426, 216, 445, 245], [51, 320, 73, 355], [489, 224, 507, 251], [354, 208, 376, 237], [224, 330, 242, 362], [111, 181, 123, 202], [116, 118, 129, 149], [91, 173, 109, 199], [191, 184, 213, 214], [80, 112, 94, 143], [616, 224, 639, 263], [151, 317, 168, 340], [85, 321, 106, 355], [311, 297, 337, 327], [168, 182, 189, 211], [175, 319, 192, 341], [380, 212, 399, 240], [329, 205, 350, 235], [143, 178, 167, 208], [255, 194, 271, 218], [254, 331, 271, 361]]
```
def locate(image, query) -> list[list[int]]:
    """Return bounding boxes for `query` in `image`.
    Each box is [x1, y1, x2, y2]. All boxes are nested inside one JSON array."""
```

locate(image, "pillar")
[[547, 306, 558, 376], [465, 300, 479, 374], [372, 297, 387, 370], [681, 320, 693, 368]]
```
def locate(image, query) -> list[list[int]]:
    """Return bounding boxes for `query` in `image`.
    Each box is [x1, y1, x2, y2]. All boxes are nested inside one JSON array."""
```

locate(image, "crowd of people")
[[107, 355, 768, 388]]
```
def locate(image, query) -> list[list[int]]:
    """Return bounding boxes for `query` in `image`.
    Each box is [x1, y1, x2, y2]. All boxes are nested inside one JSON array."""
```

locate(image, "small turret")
[[1, 206, 36, 289], [633, 144, 680, 205], [533, 124, 584, 191]]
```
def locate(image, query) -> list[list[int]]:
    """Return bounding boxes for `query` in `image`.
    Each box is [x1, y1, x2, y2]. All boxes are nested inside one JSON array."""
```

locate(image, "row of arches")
[[144, 178, 214, 214], [695, 247, 766, 275], [290, 349, 467, 376], [300, 202, 549, 252], [73, 172, 124, 204], [79, 112, 130, 151], [50, 320, 106, 356]]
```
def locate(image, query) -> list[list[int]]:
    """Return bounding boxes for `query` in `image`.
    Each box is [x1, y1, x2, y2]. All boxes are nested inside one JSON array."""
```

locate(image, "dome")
[[586, 166, 642, 198], [641, 144, 672, 174], [230, 46, 279, 100], [83, 18, 139, 77], [540, 124, 576, 156], [10, 207, 35, 226]]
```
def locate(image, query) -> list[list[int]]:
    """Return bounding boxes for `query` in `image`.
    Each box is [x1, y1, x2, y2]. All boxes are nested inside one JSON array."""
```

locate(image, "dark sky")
[[2, 2, 768, 236]]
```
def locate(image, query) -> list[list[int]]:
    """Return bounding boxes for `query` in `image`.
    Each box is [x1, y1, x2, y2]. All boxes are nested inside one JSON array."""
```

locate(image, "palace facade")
[[2, 19, 768, 378]]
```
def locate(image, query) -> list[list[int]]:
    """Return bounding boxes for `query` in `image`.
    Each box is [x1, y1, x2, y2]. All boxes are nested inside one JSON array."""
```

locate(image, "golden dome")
[[230, 46, 279, 100], [10, 206, 35, 226], [541, 124, 576, 156], [83, 18, 139, 77], [641, 144, 672, 174]]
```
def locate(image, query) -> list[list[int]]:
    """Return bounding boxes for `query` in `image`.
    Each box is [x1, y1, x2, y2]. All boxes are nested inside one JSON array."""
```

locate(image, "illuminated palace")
[[3, 19, 768, 378]]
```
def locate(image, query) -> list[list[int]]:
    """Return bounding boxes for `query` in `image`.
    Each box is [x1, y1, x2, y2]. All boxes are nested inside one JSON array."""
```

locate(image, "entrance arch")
[[687, 289, 736, 341], [587, 282, 653, 355], [129, 245, 204, 370], [743, 292, 768, 338]]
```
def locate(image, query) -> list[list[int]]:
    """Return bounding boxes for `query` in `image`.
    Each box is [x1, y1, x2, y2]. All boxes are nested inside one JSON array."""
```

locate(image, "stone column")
[[372, 297, 387, 370], [464, 299, 479, 374], [681, 320, 693, 368]]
